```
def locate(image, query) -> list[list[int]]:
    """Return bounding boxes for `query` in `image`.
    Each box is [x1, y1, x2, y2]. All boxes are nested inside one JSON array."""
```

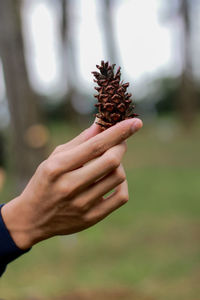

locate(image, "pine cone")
[[92, 60, 138, 129]]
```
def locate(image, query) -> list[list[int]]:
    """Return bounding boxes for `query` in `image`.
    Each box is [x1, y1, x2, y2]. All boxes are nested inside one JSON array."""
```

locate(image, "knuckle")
[[37, 160, 46, 173], [43, 159, 58, 180], [92, 141, 104, 157], [59, 174, 78, 198], [82, 213, 92, 225], [60, 182, 72, 197], [51, 145, 64, 156], [55, 145, 63, 152], [73, 201, 88, 213], [106, 153, 120, 169], [119, 191, 129, 204], [115, 167, 126, 182], [119, 129, 129, 141]]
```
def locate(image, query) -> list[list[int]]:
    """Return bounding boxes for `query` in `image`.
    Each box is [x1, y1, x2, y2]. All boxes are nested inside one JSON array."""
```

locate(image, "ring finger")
[[72, 164, 126, 211]]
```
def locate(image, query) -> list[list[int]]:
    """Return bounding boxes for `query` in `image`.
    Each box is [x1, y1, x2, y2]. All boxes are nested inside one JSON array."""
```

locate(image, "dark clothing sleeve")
[[0, 204, 30, 276]]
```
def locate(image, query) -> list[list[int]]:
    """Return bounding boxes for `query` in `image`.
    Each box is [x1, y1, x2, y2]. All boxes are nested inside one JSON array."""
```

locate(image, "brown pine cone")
[[92, 60, 138, 129]]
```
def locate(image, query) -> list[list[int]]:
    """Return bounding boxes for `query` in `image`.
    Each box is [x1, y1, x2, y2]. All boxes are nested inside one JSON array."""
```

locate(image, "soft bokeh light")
[[115, 0, 172, 79], [22, 0, 174, 96], [22, 0, 62, 94]]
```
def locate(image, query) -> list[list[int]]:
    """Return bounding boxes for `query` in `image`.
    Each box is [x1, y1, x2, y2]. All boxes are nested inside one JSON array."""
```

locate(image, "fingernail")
[[131, 118, 143, 133]]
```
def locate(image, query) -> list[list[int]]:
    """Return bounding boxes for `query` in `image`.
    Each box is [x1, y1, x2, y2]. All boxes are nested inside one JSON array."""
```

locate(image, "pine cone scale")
[[92, 61, 138, 129]]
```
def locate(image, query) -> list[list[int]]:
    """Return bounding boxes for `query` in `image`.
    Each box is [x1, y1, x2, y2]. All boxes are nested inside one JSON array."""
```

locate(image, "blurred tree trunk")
[[178, 0, 198, 126], [99, 0, 119, 64], [59, 0, 79, 121], [0, 0, 47, 192]]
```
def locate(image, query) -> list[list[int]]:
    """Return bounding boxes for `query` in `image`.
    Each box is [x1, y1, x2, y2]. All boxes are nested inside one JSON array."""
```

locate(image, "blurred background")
[[0, 0, 199, 299]]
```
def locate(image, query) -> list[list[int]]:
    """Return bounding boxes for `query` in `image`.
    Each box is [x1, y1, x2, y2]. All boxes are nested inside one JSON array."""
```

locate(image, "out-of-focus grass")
[[0, 116, 200, 300]]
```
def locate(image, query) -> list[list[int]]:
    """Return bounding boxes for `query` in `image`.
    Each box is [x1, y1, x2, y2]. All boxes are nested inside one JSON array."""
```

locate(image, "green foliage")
[[154, 77, 179, 114], [137, 76, 200, 116]]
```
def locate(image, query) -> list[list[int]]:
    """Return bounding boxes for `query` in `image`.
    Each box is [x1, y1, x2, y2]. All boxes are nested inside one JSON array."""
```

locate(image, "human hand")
[[2, 118, 142, 249]]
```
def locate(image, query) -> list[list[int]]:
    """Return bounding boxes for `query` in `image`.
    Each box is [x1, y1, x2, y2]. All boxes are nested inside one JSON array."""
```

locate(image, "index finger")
[[83, 118, 142, 156], [54, 118, 142, 173]]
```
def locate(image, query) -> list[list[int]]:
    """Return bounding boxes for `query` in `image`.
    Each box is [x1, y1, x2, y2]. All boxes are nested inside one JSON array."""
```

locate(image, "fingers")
[[86, 179, 129, 224], [59, 142, 127, 193], [51, 122, 102, 156], [72, 164, 126, 211], [53, 118, 142, 174]]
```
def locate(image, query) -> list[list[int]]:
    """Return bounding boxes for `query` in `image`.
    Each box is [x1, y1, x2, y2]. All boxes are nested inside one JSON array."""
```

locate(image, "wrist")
[[1, 196, 38, 250]]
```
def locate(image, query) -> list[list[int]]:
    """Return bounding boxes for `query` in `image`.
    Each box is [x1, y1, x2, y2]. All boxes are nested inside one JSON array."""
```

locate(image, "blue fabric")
[[0, 204, 30, 276]]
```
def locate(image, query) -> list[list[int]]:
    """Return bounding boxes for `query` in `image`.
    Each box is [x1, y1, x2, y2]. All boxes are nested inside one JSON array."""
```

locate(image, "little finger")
[[72, 165, 126, 211], [86, 179, 129, 224]]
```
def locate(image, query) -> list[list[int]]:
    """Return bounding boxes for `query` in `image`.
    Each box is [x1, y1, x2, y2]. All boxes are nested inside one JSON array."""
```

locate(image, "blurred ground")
[[0, 116, 200, 300], [37, 287, 155, 300]]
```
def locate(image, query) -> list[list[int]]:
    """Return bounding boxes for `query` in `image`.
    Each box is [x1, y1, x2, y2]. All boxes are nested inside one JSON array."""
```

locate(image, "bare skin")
[[1, 118, 143, 250]]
